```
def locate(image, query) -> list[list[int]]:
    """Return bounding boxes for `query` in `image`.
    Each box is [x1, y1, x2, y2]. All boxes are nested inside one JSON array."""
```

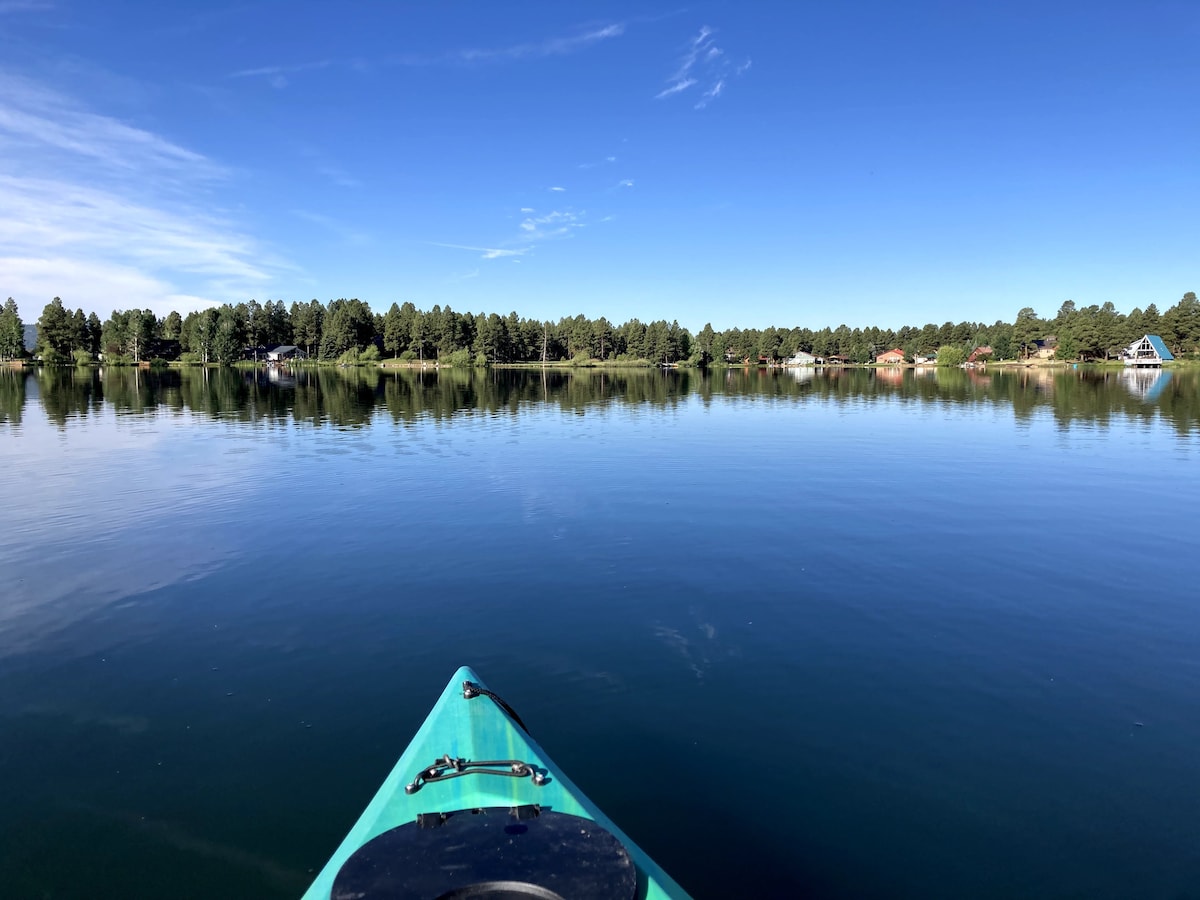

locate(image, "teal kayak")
[[302, 666, 691, 899]]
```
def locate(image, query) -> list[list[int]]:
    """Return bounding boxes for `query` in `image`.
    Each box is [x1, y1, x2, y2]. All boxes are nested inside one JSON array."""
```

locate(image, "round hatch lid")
[[331, 806, 637, 900]]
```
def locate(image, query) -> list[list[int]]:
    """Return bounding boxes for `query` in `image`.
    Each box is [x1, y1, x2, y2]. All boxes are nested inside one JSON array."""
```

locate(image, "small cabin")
[[266, 345, 307, 363], [787, 350, 816, 366], [1122, 334, 1173, 368]]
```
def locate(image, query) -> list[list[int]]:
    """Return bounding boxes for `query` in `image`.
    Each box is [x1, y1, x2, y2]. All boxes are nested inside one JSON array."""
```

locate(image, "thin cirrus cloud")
[[429, 242, 531, 260], [518, 209, 585, 241], [0, 70, 286, 318], [451, 23, 624, 63], [655, 26, 750, 109], [431, 204, 586, 262], [228, 59, 336, 86], [231, 23, 625, 87]]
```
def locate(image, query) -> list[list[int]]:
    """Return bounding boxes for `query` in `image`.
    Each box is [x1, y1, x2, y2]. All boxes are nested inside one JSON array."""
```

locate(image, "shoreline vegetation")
[[2, 292, 1197, 370]]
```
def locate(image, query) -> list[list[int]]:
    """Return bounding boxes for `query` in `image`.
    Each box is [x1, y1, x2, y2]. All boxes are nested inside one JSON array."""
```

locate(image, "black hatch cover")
[[331, 806, 637, 900]]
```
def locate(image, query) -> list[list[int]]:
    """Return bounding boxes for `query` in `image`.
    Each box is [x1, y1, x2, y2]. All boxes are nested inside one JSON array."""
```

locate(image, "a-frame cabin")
[[1123, 334, 1174, 368]]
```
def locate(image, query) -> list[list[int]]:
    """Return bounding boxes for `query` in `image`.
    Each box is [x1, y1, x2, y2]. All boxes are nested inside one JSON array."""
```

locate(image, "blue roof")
[[1147, 334, 1174, 361]]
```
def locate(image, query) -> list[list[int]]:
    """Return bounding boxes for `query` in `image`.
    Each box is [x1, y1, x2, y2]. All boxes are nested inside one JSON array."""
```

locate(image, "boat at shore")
[[302, 666, 691, 899]]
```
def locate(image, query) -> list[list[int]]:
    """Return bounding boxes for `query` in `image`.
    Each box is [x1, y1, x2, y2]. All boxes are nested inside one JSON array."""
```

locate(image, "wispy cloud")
[[655, 77, 696, 99], [232, 23, 626, 84], [697, 79, 724, 107], [229, 59, 335, 87], [617, 179, 634, 188], [0, 74, 214, 179], [428, 242, 530, 260], [453, 23, 624, 63], [432, 201, 589, 266], [655, 26, 750, 109], [0, 71, 287, 318], [518, 208, 585, 241], [549, 185, 566, 192]]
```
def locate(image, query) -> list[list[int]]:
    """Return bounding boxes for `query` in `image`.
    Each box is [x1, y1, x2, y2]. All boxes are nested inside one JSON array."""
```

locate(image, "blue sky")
[[1, 1, 1196, 331]]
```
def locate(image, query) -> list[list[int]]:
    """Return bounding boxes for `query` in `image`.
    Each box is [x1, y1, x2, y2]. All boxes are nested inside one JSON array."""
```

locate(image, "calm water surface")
[[1, 366, 1199, 899]]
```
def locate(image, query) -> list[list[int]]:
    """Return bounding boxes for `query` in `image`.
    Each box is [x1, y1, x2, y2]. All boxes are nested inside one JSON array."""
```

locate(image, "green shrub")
[[474, 351, 489, 367], [337, 347, 361, 365], [360, 344, 381, 363], [614, 354, 653, 366], [936, 346, 965, 367], [443, 348, 473, 367], [72, 349, 93, 366], [399, 350, 417, 361], [179, 352, 202, 365]]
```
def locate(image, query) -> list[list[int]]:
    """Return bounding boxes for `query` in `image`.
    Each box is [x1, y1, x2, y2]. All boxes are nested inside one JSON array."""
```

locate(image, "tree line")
[[2, 291, 1197, 367]]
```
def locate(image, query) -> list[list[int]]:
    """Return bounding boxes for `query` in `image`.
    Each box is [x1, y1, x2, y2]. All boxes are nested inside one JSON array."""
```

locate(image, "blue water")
[[1, 366, 1198, 898]]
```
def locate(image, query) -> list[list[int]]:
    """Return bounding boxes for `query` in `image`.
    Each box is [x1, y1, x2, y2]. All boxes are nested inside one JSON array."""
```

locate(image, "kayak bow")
[[302, 666, 691, 899]]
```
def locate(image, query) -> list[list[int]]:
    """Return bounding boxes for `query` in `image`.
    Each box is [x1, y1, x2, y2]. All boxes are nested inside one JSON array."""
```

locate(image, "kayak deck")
[[302, 666, 690, 899]]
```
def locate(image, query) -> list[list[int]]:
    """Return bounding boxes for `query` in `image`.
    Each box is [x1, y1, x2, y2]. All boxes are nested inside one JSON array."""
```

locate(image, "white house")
[[266, 345, 307, 362], [1122, 334, 1174, 368]]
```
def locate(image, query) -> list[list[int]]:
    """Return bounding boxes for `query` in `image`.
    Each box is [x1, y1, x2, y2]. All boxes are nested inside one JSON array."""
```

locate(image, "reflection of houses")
[[1119, 368, 1170, 400], [266, 366, 298, 387], [875, 348, 905, 364], [1122, 334, 1174, 368], [875, 366, 904, 385], [266, 345, 308, 363], [787, 349, 816, 366], [787, 366, 814, 385]]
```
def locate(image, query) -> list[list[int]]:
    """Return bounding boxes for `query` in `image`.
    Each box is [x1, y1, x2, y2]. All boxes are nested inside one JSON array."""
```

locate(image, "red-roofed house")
[[875, 348, 905, 365]]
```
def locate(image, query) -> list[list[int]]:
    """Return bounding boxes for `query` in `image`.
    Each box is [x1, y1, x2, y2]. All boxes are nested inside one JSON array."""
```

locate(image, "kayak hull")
[[302, 666, 690, 899]]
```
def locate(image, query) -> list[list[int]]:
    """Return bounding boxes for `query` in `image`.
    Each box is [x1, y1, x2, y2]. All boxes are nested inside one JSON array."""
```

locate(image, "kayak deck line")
[[301, 666, 692, 899], [403, 753, 548, 793]]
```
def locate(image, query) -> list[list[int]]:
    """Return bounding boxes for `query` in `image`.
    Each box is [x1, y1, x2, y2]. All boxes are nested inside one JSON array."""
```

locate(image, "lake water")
[[2, 365, 1199, 899]]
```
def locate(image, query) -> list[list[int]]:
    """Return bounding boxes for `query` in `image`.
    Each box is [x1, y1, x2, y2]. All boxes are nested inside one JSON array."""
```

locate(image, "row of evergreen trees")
[[3, 292, 1197, 367]]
